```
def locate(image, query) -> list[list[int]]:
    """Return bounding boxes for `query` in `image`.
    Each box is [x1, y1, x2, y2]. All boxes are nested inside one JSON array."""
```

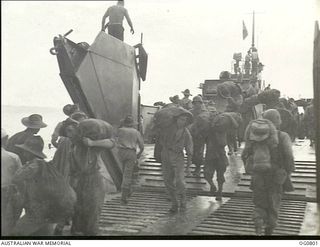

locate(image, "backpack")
[[34, 160, 76, 222], [251, 142, 271, 172], [245, 119, 279, 173], [153, 106, 193, 129]]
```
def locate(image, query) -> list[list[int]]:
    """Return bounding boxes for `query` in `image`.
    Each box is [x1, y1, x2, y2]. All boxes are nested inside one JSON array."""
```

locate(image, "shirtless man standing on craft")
[[101, 0, 135, 41]]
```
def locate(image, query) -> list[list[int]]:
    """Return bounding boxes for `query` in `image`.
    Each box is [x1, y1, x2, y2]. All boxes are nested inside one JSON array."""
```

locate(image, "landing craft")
[[200, 50, 265, 141], [50, 30, 148, 189], [200, 11, 265, 141]]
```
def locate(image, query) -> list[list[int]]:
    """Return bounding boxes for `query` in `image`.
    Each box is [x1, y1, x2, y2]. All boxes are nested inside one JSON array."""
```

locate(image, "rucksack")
[[153, 106, 193, 129], [34, 160, 76, 222], [245, 119, 279, 173], [251, 142, 272, 172]]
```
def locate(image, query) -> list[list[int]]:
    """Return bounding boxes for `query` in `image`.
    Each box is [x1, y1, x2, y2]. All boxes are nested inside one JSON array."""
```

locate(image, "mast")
[[252, 11, 255, 48]]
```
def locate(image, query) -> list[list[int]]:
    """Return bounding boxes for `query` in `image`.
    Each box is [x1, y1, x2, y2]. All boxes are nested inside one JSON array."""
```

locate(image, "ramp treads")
[[190, 198, 306, 236], [138, 158, 208, 191], [99, 191, 194, 235], [235, 161, 317, 200]]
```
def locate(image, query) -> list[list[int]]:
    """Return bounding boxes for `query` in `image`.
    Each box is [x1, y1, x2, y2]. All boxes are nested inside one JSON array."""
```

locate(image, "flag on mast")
[[242, 20, 248, 40]]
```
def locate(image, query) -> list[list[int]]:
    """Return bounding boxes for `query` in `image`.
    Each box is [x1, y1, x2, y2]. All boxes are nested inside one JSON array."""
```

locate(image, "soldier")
[[251, 47, 259, 76], [1, 129, 23, 236], [244, 50, 251, 75], [204, 113, 238, 201], [12, 136, 55, 236], [159, 113, 193, 212], [70, 111, 88, 123], [51, 118, 79, 236], [101, 0, 134, 41], [180, 89, 193, 110], [242, 109, 295, 235], [117, 115, 144, 204], [51, 104, 79, 148], [166, 95, 181, 108], [6, 114, 47, 165], [70, 119, 116, 236], [190, 96, 208, 176], [258, 89, 296, 141], [225, 112, 242, 155], [206, 100, 217, 113], [304, 100, 315, 146]]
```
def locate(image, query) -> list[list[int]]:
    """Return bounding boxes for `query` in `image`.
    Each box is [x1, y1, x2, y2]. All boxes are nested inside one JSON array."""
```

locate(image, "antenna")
[[244, 11, 265, 49], [141, 33, 143, 45], [252, 11, 255, 48]]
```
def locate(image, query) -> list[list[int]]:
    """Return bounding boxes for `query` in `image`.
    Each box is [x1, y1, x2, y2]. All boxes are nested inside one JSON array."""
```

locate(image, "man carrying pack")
[[12, 136, 54, 236], [159, 112, 193, 212], [204, 113, 237, 201], [189, 95, 209, 177], [70, 119, 116, 236], [13, 136, 76, 236], [101, 0, 134, 41], [242, 109, 295, 235]]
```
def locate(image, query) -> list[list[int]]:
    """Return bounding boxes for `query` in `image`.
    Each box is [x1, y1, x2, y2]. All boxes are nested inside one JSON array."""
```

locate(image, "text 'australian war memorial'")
[[1, 1, 320, 238]]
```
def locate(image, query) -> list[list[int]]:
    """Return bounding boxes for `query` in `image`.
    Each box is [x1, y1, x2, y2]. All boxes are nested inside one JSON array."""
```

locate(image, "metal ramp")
[[137, 156, 208, 193], [99, 191, 195, 235], [190, 197, 307, 236], [235, 161, 317, 201]]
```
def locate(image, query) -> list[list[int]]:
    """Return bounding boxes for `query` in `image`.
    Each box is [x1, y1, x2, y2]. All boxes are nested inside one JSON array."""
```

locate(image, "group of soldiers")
[[1, 83, 315, 237], [151, 72, 315, 235], [1, 104, 144, 236], [2, 0, 316, 236]]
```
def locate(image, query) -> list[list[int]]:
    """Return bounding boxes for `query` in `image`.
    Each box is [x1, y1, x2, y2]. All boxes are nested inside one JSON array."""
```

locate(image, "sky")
[[2, 0, 320, 109]]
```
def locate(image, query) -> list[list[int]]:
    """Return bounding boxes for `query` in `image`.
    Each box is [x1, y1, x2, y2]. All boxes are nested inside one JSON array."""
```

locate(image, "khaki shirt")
[[1, 148, 22, 187], [160, 126, 193, 156], [117, 127, 144, 151]]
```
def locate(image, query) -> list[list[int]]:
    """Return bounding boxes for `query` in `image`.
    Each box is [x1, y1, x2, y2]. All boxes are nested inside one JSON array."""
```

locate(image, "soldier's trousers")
[[108, 24, 124, 41], [204, 156, 228, 185], [251, 173, 282, 230], [227, 130, 237, 152], [71, 172, 106, 236], [161, 149, 186, 206], [1, 187, 18, 236], [192, 136, 205, 170], [118, 148, 137, 191]]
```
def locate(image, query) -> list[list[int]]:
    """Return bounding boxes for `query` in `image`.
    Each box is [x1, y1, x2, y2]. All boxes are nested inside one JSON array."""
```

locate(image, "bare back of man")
[[101, 2, 134, 41], [107, 5, 127, 24]]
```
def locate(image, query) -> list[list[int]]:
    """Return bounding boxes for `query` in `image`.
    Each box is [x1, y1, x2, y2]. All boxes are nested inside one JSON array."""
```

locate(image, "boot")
[[121, 188, 130, 205], [215, 182, 223, 201], [254, 219, 264, 236], [169, 204, 179, 213], [209, 183, 217, 195], [128, 189, 133, 198], [255, 225, 263, 236], [180, 192, 187, 211], [168, 192, 178, 213], [54, 224, 64, 236], [265, 227, 274, 235]]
